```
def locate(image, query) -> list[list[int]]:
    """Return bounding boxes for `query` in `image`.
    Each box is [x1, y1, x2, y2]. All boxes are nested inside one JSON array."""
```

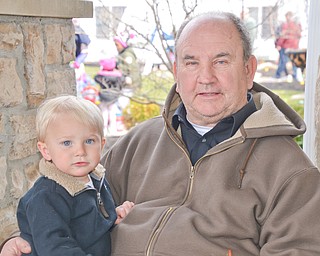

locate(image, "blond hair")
[[36, 95, 104, 141]]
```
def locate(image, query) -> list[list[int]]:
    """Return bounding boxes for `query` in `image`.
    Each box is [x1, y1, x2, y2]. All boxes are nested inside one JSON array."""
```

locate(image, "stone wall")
[[0, 0, 93, 242]]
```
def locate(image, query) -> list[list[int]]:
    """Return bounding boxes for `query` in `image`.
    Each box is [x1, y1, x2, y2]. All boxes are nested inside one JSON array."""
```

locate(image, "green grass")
[[84, 65, 100, 79], [272, 89, 304, 118]]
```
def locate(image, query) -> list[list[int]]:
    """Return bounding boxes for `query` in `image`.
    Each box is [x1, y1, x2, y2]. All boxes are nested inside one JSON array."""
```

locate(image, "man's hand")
[[0, 237, 31, 256], [115, 201, 134, 225]]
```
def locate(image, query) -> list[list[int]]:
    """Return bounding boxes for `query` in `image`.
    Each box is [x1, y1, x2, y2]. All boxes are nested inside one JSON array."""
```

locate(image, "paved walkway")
[[255, 61, 305, 92]]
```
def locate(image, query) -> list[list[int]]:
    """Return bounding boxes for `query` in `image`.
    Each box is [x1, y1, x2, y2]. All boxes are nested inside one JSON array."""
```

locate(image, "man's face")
[[173, 17, 257, 127]]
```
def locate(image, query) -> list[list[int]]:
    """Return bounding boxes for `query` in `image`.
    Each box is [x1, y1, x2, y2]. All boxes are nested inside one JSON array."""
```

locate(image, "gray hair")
[[174, 11, 252, 62]]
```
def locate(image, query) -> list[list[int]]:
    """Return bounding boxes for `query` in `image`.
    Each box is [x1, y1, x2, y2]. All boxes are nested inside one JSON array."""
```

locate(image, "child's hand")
[[115, 201, 134, 224], [0, 237, 31, 256]]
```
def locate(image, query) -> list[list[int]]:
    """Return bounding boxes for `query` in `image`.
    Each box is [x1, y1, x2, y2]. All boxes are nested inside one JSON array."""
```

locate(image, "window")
[[261, 6, 278, 40], [95, 6, 126, 39]]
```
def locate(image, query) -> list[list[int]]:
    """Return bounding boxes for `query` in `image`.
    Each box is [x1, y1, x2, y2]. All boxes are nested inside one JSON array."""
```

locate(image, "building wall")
[[303, 0, 320, 167], [0, 0, 93, 242], [82, 0, 308, 64]]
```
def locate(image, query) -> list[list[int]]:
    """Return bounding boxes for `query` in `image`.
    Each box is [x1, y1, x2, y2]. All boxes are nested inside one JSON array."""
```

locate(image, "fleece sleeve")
[[260, 167, 320, 255]]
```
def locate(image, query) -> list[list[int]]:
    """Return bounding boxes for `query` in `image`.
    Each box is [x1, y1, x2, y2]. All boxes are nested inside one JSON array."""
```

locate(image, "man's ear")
[[245, 55, 258, 90], [173, 61, 177, 80], [173, 61, 180, 93], [37, 141, 52, 161]]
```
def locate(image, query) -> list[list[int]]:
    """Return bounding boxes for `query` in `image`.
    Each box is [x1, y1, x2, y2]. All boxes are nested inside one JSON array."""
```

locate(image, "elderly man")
[[2, 11, 320, 256]]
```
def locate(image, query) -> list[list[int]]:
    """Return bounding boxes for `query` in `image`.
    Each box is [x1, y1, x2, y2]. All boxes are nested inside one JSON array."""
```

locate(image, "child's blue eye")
[[86, 139, 95, 144], [63, 141, 72, 146]]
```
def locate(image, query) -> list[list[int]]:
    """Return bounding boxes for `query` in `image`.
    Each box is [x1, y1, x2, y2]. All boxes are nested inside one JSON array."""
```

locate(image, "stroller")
[[94, 58, 127, 135], [94, 58, 125, 105]]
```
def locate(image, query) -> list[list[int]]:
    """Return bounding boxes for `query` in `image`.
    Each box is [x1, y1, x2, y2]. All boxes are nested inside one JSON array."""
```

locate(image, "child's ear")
[[101, 137, 106, 148], [37, 141, 52, 161]]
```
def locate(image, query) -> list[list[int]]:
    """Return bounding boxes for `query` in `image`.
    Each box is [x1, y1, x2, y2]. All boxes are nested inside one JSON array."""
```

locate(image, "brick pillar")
[[0, 0, 93, 241]]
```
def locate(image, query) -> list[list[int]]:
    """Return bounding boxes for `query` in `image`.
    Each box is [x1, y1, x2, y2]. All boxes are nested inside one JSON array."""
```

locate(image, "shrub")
[[122, 100, 161, 129], [121, 70, 172, 129]]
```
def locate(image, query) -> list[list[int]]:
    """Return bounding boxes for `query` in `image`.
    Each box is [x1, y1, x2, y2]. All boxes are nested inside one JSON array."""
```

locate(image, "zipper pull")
[[190, 166, 195, 179], [97, 192, 109, 218]]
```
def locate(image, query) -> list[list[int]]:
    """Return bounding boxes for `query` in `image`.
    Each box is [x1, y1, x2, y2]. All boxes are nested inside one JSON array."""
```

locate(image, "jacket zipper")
[[147, 123, 243, 255], [146, 166, 195, 256], [97, 191, 109, 218], [147, 117, 246, 255], [96, 175, 110, 218], [146, 207, 174, 256], [146, 124, 195, 255], [182, 166, 195, 204], [74, 176, 109, 218]]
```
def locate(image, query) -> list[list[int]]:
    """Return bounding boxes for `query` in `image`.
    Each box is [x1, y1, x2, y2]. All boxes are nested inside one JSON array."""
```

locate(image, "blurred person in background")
[[113, 36, 141, 91], [71, 19, 91, 69], [113, 35, 142, 119], [274, 11, 302, 82]]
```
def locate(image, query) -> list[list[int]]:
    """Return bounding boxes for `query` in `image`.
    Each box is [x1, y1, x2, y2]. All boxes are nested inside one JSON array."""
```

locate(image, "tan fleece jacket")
[[103, 82, 320, 256]]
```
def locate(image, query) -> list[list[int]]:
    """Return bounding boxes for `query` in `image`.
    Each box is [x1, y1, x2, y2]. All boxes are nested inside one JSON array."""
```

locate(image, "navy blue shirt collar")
[[172, 92, 257, 165]]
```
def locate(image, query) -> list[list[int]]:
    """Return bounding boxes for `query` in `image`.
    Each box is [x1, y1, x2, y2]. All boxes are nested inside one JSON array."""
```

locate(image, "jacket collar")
[[163, 82, 305, 138], [39, 158, 105, 196]]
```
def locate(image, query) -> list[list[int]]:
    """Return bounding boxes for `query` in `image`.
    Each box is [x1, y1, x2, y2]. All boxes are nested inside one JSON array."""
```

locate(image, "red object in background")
[[81, 85, 100, 104]]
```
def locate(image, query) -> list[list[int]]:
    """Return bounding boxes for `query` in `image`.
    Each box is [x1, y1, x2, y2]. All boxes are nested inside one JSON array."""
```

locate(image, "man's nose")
[[199, 63, 216, 84]]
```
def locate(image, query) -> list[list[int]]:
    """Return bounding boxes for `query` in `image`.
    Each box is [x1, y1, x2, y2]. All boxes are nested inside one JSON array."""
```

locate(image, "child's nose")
[[75, 144, 87, 156]]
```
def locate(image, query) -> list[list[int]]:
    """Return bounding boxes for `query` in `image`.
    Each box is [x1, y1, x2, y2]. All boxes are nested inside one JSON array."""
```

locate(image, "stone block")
[[0, 23, 23, 50], [0, 58, 23, 107], [9, 138, 37, 160], [25, 160, 41, 189], [0, 156, 7, 200], [61, 22, 75, 64], [45, 24, 62, 65], [46, 69, 76, 96], [22, 24, 45, 95], [10, 167, 24, 199], [0, 112, 4, 134], [0, 205, 19, 242]]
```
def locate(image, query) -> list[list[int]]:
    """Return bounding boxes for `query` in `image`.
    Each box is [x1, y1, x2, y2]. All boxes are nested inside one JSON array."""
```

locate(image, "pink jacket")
[[276, 21, 301, 49]]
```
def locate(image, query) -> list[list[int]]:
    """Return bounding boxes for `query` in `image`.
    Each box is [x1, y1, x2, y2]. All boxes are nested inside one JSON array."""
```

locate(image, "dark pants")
[[275, 48, 297, 79]]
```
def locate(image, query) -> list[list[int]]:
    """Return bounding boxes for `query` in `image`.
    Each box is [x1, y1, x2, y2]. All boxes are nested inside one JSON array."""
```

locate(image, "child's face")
[[37, 113, 105, 183]]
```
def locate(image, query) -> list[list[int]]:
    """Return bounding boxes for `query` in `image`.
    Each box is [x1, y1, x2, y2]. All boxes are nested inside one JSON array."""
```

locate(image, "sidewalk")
[[254, 61, 305, 92]]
